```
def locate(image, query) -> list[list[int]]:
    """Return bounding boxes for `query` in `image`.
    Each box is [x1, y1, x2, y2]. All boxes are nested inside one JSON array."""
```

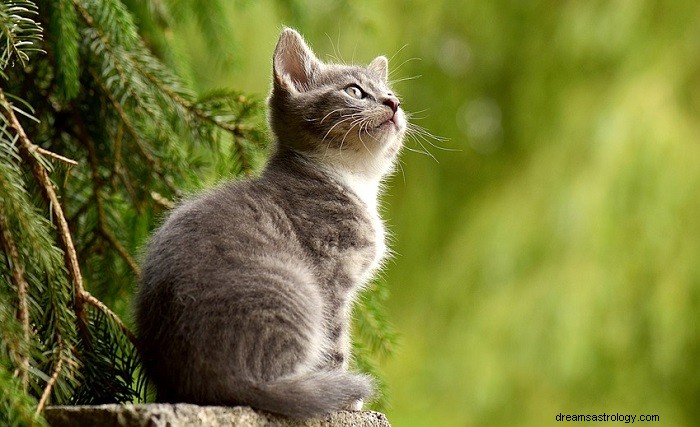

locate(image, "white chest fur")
[[331, 168, 388, 284]]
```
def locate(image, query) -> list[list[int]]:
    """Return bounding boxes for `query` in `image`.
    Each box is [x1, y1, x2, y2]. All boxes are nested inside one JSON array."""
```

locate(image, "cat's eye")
[[344, 85, 365, 99]]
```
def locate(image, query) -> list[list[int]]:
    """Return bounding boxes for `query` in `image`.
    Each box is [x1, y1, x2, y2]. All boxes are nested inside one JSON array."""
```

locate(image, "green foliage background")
[[182, 1, 698, 426], [2, 0, 699, 426]]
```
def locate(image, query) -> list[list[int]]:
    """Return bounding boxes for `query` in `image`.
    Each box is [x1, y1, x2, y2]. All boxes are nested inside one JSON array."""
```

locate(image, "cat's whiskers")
[[401, 120, 457, 163], [317, 108, 352, 125], [356, 118, 373, 155], [396, 156, 407, 184], [319, 112, 370, 164], [404, 108, 430, 120], [338, 116, 367, 151], [406, 122, 452, 149], [387, 44, 410, 65], [323, 31, 348, 65], [320, 113, 359, 143], [389, 74, 422, 85], [387, 56, 421, 78], [407, 131, 439, 162]]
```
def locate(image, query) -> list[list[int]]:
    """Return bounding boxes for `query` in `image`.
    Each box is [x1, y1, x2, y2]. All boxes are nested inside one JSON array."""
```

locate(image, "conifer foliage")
[[1, 1, 395, 424], [0, 0, 262, 424]]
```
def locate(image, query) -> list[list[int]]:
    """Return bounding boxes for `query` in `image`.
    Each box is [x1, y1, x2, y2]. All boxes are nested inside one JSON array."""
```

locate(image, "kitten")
[[135, 28, 406, 418]]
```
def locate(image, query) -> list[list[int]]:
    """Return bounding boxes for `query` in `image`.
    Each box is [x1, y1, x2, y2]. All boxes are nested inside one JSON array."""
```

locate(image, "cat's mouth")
[[375, 111, 400, 130]]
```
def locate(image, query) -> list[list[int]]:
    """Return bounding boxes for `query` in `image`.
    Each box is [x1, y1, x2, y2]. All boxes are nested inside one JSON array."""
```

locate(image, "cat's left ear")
[[368, 56, 389, 82], [273, 28, 321, 93]]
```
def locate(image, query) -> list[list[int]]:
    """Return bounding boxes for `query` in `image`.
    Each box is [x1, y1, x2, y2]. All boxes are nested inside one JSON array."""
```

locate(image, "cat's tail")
[[241, 370, 374, 419]]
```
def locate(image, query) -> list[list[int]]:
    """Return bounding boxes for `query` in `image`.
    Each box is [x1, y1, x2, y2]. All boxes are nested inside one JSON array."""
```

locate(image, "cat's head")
[[269, 28, 406, 179]]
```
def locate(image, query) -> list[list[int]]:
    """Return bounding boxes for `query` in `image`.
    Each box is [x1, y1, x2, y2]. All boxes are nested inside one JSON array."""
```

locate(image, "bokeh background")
[[161, 1, 700, 425]]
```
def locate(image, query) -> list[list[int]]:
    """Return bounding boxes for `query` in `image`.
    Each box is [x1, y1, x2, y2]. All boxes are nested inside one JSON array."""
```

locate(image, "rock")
[[44, 404, 391, 427]]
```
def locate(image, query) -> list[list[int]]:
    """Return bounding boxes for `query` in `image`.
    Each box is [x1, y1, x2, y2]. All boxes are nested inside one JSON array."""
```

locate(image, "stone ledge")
[[44, 404, 391, 427]]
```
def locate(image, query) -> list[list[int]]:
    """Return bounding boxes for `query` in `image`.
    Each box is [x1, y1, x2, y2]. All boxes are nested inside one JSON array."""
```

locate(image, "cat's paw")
[[346, 399, 363, 411]]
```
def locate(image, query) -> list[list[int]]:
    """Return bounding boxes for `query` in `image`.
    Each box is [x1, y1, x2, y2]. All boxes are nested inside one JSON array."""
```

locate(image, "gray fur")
[[135, 28, 406, 419]]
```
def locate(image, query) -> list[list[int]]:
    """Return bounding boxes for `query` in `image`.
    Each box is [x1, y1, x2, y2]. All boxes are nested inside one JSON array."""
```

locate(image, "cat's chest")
[[365, 206, 386, 272], [331, 171, 387, 282], [289, 192, 384, 287], [298, 199, 382, 264], [326, 203, 384, 287]]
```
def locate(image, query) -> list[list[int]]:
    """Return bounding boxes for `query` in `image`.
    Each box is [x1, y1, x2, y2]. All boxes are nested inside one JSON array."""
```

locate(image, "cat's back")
[[140, 178, 296, 293]]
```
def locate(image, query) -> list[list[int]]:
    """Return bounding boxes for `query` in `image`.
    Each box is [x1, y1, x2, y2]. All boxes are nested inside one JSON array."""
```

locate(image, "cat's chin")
[[373, 116, 406, 140], [376, 119, 397, 131]]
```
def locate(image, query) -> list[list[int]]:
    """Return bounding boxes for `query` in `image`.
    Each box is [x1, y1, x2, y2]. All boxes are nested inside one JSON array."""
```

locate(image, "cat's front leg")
[[325, 323, 350, 370], [346, 399, 363, 411]]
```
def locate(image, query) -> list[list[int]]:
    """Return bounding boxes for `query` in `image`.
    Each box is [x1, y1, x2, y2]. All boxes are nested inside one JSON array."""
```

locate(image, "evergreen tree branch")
[[74, 0, 182, 128], [0, 0, 44, 70], [0, 204, 30, 393], [41, 0, 80, 101], [101, 226, 141, 277], [109, 123, 142, 209], [150, 190, 174, 209], [68, 105, 140, 348], [82, 292, 137, 348], [80, 114, 141, 278], [31, 145, 78, 166], [75, 0, 251, 148], [160, 83, 248, 138], [35, 335, 63, 413], [0, 88, 89, 340], [88, 68, 180, 196]]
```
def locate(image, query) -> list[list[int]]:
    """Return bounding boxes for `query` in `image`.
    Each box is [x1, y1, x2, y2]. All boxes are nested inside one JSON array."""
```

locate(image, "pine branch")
[[79, 111, 141, 277], [31, 145, 78, 166], [2, 0, 284, 414], [0, 92, 81, 414], [76, 0, 255, 165], [109, 122, 142, 209], [0, 88, 139, 355], [40, 0, 80, 101], [167, 0, 237, 69], [35, 335, 63, 413], [0, 204, 30, 393], [75, 0, 184, 126], [82, 292, 137, 347], [0, 0, 44, 70], [0, 88, 89, 336], [0, 364, 45, 427], [70, 308, 141, 404], [88, 67, 180, 196]]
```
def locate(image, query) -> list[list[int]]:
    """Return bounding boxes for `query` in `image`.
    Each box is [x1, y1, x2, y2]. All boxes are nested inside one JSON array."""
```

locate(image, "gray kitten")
[[135, 28, 406, 418]]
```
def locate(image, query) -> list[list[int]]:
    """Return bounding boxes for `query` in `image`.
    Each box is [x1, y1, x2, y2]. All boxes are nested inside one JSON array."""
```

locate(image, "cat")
[[135, 27, 406, 419]]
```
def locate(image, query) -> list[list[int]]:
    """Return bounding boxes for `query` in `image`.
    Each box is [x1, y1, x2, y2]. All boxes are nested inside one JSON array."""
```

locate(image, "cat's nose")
[[383, 96, 400, 113]]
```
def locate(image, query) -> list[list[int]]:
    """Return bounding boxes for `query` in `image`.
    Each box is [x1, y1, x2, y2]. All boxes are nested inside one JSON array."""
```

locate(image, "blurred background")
[[161, 1, 700, 425]]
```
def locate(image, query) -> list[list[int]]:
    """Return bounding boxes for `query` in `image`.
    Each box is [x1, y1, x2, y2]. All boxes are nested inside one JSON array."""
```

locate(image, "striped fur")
[[135, 28, 405, 418]]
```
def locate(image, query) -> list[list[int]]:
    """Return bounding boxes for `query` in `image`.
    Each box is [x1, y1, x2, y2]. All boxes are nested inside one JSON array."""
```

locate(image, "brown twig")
[[30, 145, 79, 166], [1, 88, 141, 359], [150, 190, 175, 210], [0, 204, 30, 392], [78, 110, 142, 278], [83, 292, 138, 346], [0, 89, 90, 336], [75, 1, 252, 172], [35, 336, 64, 413], [102, 225, 141, 276], [111, 122, 140, 207]]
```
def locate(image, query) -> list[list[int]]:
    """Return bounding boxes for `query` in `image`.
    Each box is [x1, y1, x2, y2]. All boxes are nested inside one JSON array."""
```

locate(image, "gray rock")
[[44, 404, 391, 427]]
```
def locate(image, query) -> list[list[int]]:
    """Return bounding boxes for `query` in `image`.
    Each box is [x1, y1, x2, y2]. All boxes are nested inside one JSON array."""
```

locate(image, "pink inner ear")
[[368, 56, 388, 82], [275, 50, 308, 88], [273, 30, 319, 91]]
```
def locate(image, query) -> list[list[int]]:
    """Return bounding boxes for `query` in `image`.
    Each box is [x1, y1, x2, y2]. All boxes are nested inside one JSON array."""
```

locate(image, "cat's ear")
[[368, 56, 389, 82], [273, 28, 321, 93]]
